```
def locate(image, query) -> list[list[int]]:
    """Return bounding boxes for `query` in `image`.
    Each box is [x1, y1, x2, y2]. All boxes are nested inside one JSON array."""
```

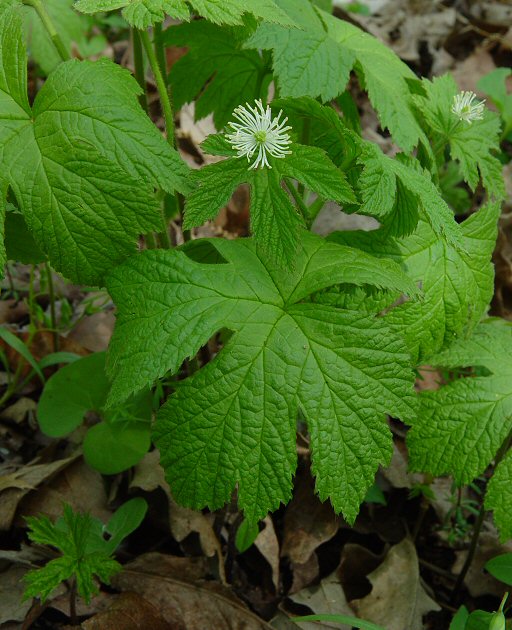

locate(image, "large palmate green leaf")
[[245, 0, 425, 152], [330, 203, 498, 364], [164, 20, 269, 130], [408, 319, 512, 505], [106, 232, 417, 523], [416, 74, 504, 199], [74, 0, 295, 28], [0, 0, 188, 284], [185, 138, 355, 267]]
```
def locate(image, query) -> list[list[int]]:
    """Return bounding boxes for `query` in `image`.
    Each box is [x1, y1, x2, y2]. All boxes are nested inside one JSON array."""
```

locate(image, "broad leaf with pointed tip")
[[245, 0, 426, 152], [0, 1, 188, 284], [185, 139, 356, 267], [408, 319, 512, 510], [106, 232, 417, 522]]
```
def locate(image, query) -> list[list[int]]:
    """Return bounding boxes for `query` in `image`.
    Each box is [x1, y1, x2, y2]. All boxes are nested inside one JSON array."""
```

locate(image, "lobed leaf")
[[331, 202, 498, 363], [408, 320, 512, 511], [0, 2, 188, 284], [107, 233, 417, 522]]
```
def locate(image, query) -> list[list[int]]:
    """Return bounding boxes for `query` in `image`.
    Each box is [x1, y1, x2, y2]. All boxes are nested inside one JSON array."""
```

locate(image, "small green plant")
[[37, 352, 153, 474], [23, 498, 148, 610]]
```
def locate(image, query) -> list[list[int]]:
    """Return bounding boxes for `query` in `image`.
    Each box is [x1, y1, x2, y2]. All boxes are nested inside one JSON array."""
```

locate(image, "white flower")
[[226, 100, 292, 169], [451, 91, 485, 124]]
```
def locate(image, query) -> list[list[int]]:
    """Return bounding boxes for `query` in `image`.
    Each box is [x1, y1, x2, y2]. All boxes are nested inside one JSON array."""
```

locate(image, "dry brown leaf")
[[0, 565, 33, 624], [0, 397, 37, 425], [131, 451, 218, 557], [288, 571, 353, 630], [112, 552, 273, 630], [337, 543, 384, 602], [81, 592, 172, 630], [17, 457, 111, 524], [281, 467, 338, 566], [288, 555, 320, 595], [68, 311, 116, 353], [255, 516, 280, 592], [0, 299, 29, 325], [0, 454, 79, 530], [352, 538, 440, 630]]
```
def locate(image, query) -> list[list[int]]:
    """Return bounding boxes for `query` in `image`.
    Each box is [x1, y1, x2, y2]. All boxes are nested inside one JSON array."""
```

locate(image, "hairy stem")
[[45, 263, 59, 352], [131, 29, 148, 113], [22, 0, 70, 63], [153, 23, 168, 86], [139, 29, 175, 146], [284, 177, 310, 223], [451, 430, 512, 601]]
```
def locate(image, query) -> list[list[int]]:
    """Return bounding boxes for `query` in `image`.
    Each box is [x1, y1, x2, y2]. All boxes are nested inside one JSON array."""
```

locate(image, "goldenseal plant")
[[0, 0, 509, 581], [225, 100, 292, 169]]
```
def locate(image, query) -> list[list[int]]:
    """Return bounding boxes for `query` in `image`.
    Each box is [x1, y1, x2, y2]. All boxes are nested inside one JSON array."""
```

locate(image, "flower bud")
[[489, 611, 506, 630]]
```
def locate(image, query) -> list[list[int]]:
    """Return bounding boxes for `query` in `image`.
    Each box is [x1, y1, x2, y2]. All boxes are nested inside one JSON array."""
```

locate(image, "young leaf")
[[74, 0, 295, 27], [107, 233, 417, 523], [37, 352, 152, 474], [407, 319, 512, 495], [0, 2, 188, 284], [485, 553, 512, 585], [485, 450, 512, 543], [416, 74, 504, 199], [330, 202, 498, 363], [101, 497, 148, 555], [185, 141, 356, 266], [245, 0, 426, 151], [24, 505, 122, 603], [164, 20, 269, 129]]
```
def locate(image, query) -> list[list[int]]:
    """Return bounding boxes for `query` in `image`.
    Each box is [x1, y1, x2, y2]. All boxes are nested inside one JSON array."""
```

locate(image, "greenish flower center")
[[254, 130, 267, 143]]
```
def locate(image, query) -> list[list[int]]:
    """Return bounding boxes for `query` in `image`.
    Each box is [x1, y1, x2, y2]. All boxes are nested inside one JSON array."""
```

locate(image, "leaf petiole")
[[21, 0, 71, 63]]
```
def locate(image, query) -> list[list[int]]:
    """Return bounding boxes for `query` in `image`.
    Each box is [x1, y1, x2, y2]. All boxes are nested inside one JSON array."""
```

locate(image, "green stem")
[[451, 430, 512, 602], [284, 177, 310, 223], [22, 0, 70, 63], [45, 263, 59, 353], [132, 29, 148, 113], [139, 29, 175, 146], [153, 23, 168, 86]]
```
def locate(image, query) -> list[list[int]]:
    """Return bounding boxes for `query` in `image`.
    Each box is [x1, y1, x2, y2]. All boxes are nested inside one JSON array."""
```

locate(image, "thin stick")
[[22, 0, 70, 63]]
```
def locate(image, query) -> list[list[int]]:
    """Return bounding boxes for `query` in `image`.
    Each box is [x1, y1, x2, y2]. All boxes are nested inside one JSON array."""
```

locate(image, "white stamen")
[[225, 99, 292, 169], [451, 91, 485, 124]]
